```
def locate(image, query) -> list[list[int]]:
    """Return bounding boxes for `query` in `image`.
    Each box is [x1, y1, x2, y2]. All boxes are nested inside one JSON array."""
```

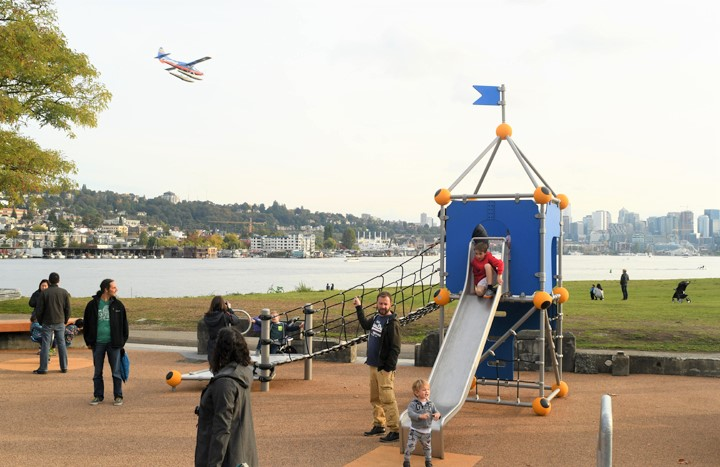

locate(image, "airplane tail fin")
[[155, 47, 170, 59]]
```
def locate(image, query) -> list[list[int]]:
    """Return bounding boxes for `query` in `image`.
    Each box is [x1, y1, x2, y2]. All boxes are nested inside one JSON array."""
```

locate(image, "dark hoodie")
[[195, 362, 258, 467], [204, 310, 241, 361]]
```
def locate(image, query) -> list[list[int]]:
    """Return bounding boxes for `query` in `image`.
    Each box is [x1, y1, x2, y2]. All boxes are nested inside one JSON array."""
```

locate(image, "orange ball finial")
[[532, 397, 551, 416], [434, 188, 451, 206], [496, 123, 512, 140], [533, 186, 552, 204], [557, 193, 570, 210], [433, 288, 451, 306], [552, 286, 570, 304], [533, 291, 553, 310]]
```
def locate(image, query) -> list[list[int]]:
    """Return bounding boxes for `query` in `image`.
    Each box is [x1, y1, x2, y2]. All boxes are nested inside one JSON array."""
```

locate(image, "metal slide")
[[400, 243, 503, 458]]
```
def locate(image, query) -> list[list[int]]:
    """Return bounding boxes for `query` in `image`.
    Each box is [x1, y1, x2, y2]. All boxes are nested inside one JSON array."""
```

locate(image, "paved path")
[[2, 344, 720, 466]]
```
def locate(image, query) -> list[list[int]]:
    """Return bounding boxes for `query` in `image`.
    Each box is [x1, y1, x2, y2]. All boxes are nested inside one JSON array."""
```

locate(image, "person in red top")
[[471, 242, 504, 298]]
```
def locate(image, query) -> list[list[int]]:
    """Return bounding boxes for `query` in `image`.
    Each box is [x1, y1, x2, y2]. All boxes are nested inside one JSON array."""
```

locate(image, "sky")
[[24, 0, 720, 224]]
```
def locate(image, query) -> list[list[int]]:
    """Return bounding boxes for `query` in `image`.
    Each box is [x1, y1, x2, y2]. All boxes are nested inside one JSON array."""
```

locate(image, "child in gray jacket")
[[403, 379, 441, 467]]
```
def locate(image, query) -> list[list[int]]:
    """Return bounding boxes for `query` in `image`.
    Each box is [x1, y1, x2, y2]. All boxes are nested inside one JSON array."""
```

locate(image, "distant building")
[[161, 191, 180, 204], [250, 233, 315, 254]]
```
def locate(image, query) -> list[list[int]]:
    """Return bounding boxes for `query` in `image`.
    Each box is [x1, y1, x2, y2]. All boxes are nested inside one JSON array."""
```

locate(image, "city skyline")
[[20, 0, 720, 223]]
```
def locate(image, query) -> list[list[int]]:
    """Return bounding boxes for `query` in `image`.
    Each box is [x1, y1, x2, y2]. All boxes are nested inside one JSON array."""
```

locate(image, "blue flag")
[[473, 85, 501, 106]]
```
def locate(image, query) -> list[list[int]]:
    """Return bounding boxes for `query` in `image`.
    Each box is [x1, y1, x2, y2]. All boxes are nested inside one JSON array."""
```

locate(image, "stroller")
[[671, 281, 691, 303]]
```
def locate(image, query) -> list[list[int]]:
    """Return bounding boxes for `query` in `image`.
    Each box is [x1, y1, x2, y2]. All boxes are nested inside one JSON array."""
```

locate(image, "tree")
[[223, 233, 242, 250], [342, 228, 357, 250], [324, 224, 334, 241], [0, 0, 111, 203], [54, 231, 65, 248], [138, 231, 148, 247]]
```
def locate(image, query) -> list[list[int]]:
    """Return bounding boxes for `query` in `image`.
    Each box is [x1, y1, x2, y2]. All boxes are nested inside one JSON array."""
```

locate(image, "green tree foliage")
[[342, 228, 356, 250], [324, 224, 333, 241], [0, 0, 111, 203], [223, 233, 242, 250], [54, 231, 65, 248]]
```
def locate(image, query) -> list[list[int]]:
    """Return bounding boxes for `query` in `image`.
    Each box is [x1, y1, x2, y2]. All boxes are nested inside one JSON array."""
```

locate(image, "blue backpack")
[[30, 322, 43, 343]]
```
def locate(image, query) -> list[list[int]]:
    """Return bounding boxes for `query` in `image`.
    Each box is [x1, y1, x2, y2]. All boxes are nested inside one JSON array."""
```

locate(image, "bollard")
[[611, 351, 630, 376]]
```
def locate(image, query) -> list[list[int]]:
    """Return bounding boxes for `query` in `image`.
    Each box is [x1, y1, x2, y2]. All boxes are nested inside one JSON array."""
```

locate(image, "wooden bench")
[[0, 317, 81, 350]]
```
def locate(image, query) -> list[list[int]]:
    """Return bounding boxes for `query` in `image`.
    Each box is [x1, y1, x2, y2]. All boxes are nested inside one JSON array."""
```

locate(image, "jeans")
[[39, 323, 68, 372], [92, 342, 123, 400]]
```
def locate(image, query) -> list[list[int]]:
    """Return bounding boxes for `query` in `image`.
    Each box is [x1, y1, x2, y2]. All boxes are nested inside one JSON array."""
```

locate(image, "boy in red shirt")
[[471, 242, 504, 298]]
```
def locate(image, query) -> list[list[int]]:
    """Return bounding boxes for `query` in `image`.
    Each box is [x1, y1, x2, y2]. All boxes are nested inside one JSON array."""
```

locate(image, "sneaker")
[[425, 461, 433, 467], [32, 369, 47, 375], [89, 397, 103, 406], [363, 425, 385, 436], [113, 397, 123, 406], [379, 431, 399, 443], [483, 286, 496, 299], [403, 461, 411, 467]]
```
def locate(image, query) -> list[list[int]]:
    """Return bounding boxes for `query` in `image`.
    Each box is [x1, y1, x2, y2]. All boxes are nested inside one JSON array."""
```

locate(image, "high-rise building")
[[678, 211, 694, 242], [698, 215, 710, 238], [591, 210, 611, 231], [705, 209, 720, 237]]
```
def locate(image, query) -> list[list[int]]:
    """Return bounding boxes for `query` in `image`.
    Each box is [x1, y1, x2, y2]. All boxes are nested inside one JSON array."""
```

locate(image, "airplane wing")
[[186, 56, 211, 66]]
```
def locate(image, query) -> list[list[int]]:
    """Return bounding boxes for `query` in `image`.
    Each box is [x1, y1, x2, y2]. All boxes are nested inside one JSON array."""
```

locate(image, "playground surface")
[[2, 346, 720, 466]]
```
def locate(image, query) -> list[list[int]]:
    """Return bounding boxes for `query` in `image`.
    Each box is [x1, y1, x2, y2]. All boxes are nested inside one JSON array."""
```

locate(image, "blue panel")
[[476, 335, 514, 380], [445, 200, 541, 296]]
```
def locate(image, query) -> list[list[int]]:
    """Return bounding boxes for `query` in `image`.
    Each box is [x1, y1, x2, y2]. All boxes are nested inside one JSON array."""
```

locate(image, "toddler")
[[403, 379, 441, 467]]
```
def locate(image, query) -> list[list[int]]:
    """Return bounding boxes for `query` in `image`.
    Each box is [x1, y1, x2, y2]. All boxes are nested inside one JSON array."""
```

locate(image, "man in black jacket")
[[83, 279, 129, 406], [34, 272, 71, 374], [354, 291, 401, 443]]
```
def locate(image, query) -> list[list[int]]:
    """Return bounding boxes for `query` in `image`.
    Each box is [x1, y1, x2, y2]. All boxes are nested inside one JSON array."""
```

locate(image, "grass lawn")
[[2, 278, 718, 352]]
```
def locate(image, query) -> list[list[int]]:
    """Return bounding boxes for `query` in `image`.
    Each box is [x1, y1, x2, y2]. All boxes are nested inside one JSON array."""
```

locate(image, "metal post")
[[597, 394, 613, 467], [303, 304, 314, 380], [537, 204, 547, 397], [260, 308, 270, 392], [556, 207, 564, 379], [438, 205, 447, 346]]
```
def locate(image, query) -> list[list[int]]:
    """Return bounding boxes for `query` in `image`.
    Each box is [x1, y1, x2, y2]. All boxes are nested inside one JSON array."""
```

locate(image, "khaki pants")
[[369, 366, 399, 432]]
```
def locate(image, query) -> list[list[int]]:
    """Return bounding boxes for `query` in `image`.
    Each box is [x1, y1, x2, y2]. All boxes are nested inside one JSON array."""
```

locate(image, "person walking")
[[620, 269, 630, 300], [195, 326, 258, 467], [354, 292, 401, 443], [34, 272, 70, 374], [83, 279, 129, 406]]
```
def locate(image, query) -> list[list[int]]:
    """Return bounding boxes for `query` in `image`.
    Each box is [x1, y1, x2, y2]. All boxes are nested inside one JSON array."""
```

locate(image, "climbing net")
[[270, 242, 442, 367]]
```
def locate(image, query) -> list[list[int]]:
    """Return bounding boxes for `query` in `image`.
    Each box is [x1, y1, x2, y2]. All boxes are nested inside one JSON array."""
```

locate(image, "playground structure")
[[166, 84, 572, 461], [400, 85, 571, 458]]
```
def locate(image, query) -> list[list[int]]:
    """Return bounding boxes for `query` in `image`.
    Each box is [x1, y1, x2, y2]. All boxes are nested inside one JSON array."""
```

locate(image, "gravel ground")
[[1, 347, 719, 466]]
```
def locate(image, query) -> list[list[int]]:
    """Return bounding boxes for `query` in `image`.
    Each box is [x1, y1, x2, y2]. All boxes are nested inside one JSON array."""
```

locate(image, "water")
[[2, 255, 717, 298]]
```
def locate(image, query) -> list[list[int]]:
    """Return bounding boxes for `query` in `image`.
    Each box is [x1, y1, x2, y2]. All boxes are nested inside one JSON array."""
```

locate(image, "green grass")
[[3, 279, 718, 352]]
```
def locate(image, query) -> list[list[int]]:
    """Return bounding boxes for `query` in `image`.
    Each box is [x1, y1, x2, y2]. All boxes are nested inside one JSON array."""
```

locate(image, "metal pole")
[[537, 204, 547, 397], [597, 394, 613, 467], [303, 304, 314, 380], [438, 205, 447, 346], [260, 308, 270, 392]]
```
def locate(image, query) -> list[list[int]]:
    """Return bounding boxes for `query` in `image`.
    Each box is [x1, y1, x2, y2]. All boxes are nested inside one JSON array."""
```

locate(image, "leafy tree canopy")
[[0, 0, 111, 203]]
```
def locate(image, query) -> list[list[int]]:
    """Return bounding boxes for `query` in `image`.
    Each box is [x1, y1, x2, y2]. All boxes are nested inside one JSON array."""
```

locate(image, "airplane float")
[[154, 47, 211, 82]]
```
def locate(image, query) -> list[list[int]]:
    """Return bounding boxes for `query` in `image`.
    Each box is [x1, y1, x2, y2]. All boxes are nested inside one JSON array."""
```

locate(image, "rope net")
[[267, 242, 442, 367]]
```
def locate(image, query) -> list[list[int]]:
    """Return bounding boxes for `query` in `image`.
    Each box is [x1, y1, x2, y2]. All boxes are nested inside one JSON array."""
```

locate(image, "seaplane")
[[154, 47, 211, 83]]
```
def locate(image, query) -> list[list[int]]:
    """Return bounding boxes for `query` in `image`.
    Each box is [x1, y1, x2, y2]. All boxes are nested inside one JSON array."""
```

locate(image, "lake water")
[[1, 255, 717, 298]]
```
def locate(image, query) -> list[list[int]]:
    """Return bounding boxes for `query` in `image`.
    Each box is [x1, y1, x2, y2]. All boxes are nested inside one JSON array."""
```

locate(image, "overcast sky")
[[26, 0, 720, 224]]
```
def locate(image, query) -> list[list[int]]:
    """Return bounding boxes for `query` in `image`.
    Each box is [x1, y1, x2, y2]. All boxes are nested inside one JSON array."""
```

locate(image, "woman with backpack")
[[203, 296, 241, 363]]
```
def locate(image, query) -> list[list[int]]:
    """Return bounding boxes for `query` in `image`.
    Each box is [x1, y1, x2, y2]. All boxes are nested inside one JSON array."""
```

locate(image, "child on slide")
[[471, 242, 504, 298]]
